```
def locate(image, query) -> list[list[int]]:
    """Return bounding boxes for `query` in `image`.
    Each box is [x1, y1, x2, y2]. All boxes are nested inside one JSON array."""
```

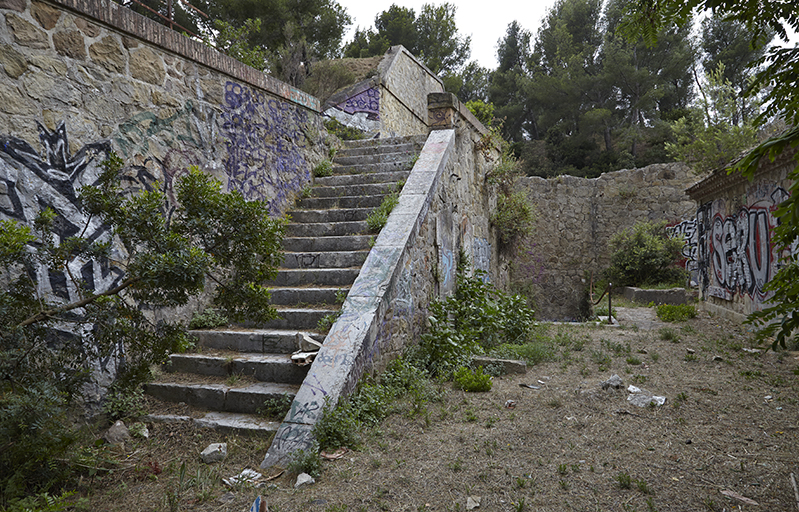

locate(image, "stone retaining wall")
[[1, 0, 326, 319], [518, 163, 697, 320]]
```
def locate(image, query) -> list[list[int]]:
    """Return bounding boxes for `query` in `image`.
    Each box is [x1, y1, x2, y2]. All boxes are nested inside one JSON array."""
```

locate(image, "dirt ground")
[[84, 306, 799, 512]]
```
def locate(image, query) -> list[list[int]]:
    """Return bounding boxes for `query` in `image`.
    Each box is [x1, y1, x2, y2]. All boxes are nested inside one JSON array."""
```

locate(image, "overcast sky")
[[339, 1, 799, 71], [339, 0, 555, 69]]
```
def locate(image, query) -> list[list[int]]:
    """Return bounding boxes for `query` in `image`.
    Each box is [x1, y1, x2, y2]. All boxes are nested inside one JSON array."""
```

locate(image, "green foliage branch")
[[0, 154, 284, 499]]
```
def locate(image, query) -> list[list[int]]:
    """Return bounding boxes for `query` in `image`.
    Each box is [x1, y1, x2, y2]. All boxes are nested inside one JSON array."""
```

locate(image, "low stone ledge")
[[471, 356, 527, 375], [620, 286, 689, 305]]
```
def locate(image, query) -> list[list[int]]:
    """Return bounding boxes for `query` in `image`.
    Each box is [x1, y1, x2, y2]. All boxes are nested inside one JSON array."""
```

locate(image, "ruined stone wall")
[[518, 163, 697, 320], [0, 0, 326, 317], [379, 47, 444, 137], [687, 149, 797, 319]]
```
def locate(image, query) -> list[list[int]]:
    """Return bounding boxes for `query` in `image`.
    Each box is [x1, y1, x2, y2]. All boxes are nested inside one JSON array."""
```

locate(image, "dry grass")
[[80, 308, 798, 512]]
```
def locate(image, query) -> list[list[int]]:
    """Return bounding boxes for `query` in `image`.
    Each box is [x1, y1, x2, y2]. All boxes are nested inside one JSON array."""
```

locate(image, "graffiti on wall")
[[337, 87, 380, 120], [696, 186, 790, 303], [0, 122, 120, 302], [222, 81, 312, 215], [666, 218, 698, 271]]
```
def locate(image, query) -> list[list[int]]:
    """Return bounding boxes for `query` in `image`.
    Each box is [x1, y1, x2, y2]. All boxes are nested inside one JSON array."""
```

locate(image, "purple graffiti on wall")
[[338, 87, 380, 120], [222, 81, 311, 215]]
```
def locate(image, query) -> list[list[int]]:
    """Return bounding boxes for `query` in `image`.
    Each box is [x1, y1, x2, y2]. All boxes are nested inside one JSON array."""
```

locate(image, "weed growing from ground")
[[313, 160, 334, 178], [616, 472, 632, 489], [656, 304, 697, 322], [288, 442, 321, 477], [453, 366, 493, 392], [188, 308, 228, 329]]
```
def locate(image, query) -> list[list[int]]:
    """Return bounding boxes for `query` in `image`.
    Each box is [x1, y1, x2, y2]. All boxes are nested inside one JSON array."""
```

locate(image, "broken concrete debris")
[[201, 442, 227, 464], [295, 472, 315, 488], [601, 374, 624, 390], [102, 420, 132, 446]]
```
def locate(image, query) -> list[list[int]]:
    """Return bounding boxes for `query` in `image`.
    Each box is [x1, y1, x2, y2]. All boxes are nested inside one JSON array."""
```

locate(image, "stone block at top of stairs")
[[282, 235, 373, 252], [259, 307, 338, 330], [287, 208, 372, 224], [269, 268, 361, 287], [269, 286, 348, 305], [167, 353, 308, 384], [332, 151, 416, 167], [190, 329, 305, 353], [332, 161, 413, 175], [281, 250, 368, 269], [335, 141, 419, 157]]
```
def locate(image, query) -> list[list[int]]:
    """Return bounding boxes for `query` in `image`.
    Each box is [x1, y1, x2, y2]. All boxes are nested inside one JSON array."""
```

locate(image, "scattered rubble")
[[466, 496, 481, 509], [102, 420, 132, 446], [601, 374, 624, 390], [224, 469, 262, 487], [295, 473, 315, 488], [201, 442, 227, 464]]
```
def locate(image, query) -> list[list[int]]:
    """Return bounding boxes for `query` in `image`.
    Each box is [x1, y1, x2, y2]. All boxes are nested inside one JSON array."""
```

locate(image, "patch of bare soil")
[[85, 308, 798, 512]]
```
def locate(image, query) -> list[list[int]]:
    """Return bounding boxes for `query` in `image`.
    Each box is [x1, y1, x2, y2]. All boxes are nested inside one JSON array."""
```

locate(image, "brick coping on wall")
[[46, 0, 320, 112]]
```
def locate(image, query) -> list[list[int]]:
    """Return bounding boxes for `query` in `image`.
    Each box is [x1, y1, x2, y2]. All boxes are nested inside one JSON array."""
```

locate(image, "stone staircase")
[[144, 135, 425, 433]]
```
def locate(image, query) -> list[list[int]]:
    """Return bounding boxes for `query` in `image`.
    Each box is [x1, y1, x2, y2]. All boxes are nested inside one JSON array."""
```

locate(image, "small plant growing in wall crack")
[[367, 191, 399, 232]]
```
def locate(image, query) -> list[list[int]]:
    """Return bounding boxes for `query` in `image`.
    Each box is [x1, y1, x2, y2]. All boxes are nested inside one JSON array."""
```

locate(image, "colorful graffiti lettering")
[[222, 81, 312, 215], [710, 206, 772, 299]]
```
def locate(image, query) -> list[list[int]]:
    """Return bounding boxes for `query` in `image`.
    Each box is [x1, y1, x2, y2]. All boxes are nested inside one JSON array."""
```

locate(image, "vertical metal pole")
[[608, 283, 612, 325], [167, 0, 173, 29]]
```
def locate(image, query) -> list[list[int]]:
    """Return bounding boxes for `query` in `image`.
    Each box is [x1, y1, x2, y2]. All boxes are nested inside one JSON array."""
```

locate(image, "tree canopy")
[[343, 2, 471, 76]]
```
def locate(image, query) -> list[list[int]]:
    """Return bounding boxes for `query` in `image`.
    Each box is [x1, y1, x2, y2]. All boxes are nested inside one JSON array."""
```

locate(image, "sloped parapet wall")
[[262, 94, 499, 468], [0, 0, 326, 323]]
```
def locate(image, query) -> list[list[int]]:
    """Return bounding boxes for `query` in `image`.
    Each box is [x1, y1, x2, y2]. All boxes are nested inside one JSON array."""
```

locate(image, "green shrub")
[[102, 386, 147, 421], [453, 366, 493, 392], [313, 160, 334, 178], [324, 118, 365, 140], [312, 398, 362, 451], [604, 221, 687, 287], [287, 442, 322, 478], [366, 192, 399, 232], [656, 304, 697, 322], [419, 260, 536, 377], [188, 309, 228, 330], [257, 393, 292, 419], [491, 191, 534, 247]]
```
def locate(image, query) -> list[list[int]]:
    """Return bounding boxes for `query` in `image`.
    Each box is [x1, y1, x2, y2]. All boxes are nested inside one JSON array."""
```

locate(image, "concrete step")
[[190, 328, 322, 353], [332, 161, 414, 175], [167, 353, 307, 384], [310, 182, 398, 198], [283, 235, 372, 252], [145, 380, 299, 414], [315, 170, 410, 187], [146, 411, 281, 435], [339, 134, 426, 150], [287, 208, 372, 224], [285, 220, 369, 238], [281, 250, 368, 269], [333, 151, 416, 167], [296, 194, 385, 210], [270, 286, 348, 305], [265, 267, 361, 287], [336, 144, 418, 158], [269, 268, 361, 287], [262, 307, 338, 330]]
